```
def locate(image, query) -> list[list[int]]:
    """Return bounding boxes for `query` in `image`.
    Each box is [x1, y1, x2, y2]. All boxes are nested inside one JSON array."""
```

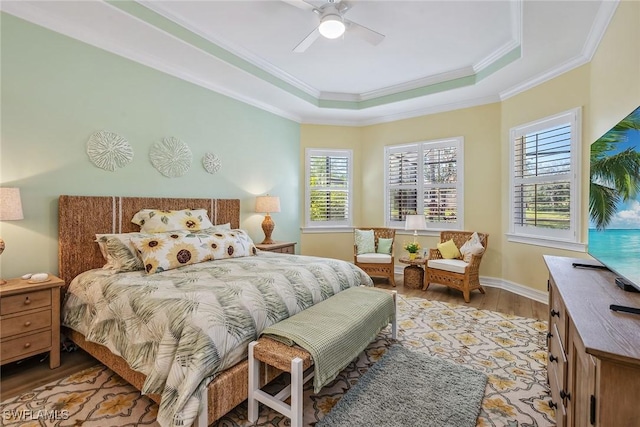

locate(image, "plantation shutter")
[[513, 123, 572, 231], [385, 138, 463, 229], [306, 149, 352, 227], [423, 144, 458, 224], [387, 146, 419, 224]]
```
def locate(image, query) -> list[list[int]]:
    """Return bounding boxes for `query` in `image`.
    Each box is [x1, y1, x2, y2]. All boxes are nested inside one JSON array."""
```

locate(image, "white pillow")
[[459, 232, 485, 263]]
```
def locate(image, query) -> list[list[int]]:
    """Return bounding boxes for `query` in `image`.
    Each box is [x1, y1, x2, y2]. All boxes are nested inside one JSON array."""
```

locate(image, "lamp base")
[[261, 214, 276, 245]]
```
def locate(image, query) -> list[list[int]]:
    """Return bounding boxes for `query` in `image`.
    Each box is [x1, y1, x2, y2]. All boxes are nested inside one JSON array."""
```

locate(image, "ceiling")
[[1, 0, 618, 125]]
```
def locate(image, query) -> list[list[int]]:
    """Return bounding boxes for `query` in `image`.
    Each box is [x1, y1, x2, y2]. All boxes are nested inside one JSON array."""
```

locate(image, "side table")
[[399, 256, 425, 289], [0, 275, 65, 369], [255, 241, 296, 254]]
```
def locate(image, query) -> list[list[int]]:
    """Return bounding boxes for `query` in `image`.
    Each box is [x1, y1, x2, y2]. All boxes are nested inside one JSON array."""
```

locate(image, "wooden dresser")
[[255, 241, 296, 254], [544, 256, 640, 426], [0, 275, 64, 369]]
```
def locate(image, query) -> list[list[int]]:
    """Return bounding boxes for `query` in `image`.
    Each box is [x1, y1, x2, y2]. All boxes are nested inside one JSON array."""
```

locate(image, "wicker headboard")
[[58, 195, 240, 286]]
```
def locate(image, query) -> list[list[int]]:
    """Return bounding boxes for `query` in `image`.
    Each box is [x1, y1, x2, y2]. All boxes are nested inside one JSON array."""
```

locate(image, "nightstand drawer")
[[278, 245, 295, 254], [1, 309, 51, 338], [1, 330, 51, 361], [0, 290, 51, 315]]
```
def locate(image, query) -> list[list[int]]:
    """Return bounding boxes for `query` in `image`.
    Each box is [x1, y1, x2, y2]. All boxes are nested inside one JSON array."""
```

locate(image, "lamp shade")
[[0, 188, 24, 221], [255, 195, 281, 214], [405, 214, 426, 231]]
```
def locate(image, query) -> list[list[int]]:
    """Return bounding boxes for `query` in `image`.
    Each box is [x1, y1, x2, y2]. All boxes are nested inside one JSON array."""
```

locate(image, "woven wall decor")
[[86, 130, 133, 172], [202, 153, 221, 174], [149, 137, 192, 178]]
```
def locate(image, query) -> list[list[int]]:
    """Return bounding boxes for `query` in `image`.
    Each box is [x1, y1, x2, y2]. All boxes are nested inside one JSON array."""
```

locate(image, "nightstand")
[[0, 275, 64, 369], [255, 241, 296, 254]]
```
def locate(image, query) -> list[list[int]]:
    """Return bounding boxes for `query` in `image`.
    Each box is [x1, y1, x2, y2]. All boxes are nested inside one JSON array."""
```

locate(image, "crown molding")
[[301, 94, 501, 127], [499, 0, 618, 102], [138, 0, 322, 99], [136, 0, 523, 108], [581, 0, 619, 62]]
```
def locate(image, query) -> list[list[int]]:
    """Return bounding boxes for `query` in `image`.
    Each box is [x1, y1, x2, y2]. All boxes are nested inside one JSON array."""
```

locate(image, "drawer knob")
[[24, 342, 31, 348], [560, 390, 571, 400], [550, 309, 560, 317], [24, 321, 32, 327], [24, 297, 31, 305], [548, 400, 558, 410], [549, 354, 558, 363]]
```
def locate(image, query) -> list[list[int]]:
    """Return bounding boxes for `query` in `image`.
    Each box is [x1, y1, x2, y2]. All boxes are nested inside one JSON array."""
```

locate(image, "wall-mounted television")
[[588, 105, 640, 291]]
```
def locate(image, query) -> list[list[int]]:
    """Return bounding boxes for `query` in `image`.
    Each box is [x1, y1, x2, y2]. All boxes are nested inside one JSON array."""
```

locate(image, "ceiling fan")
[[282, 0, 385, 52]]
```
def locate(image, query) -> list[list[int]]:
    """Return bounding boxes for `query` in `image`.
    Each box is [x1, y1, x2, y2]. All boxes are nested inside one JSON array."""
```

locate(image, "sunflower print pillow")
[[131, 209, 214, 233], [130, 229, 257, 274]]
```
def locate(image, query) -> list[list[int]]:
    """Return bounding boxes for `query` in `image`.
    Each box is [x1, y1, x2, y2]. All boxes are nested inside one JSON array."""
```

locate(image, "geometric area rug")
[[0, 296, 556, 426], [315, 344, 487, 427]]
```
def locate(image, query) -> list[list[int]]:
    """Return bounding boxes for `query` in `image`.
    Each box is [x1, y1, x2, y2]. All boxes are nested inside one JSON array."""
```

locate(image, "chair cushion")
[[376, 237, 393, 254], [437, 239, 461, 259], [357, 253, 392, 264], [459, 232, 485, 262], [427, 258, 468, 274], [355, 229, 376, 255]]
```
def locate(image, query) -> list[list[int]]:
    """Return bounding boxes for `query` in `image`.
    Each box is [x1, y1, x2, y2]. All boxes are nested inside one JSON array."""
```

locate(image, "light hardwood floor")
[[0, 273, 548, 402]]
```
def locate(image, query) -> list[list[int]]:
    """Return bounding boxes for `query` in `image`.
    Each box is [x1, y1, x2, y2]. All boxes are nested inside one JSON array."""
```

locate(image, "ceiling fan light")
[[319, 14, 345, 39]]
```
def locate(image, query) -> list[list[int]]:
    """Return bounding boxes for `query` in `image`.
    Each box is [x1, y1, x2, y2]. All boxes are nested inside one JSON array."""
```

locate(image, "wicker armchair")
[[424, 231, 488, 302], [354, 227, 396, 287]]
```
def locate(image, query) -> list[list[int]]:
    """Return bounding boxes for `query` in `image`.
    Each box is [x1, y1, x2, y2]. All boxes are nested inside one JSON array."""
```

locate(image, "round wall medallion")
[[149, 136, 193, 178], [86, 130, 133, 172], [202, 152, 221, 174]]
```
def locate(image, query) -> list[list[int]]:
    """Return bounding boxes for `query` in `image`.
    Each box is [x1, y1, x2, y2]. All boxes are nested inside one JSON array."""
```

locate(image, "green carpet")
[[317, 344, 487, 427]]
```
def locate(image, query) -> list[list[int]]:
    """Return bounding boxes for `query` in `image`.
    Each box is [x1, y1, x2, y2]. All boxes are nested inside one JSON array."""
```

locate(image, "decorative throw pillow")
[[376, 238, 393, 254], [459, 232, 485, 263], [437, 239, 461, 259], [355, 229, 376, 255], [130, 229, 257, 274], [96, 232, 147, 272], [131, 209, 214, 233]]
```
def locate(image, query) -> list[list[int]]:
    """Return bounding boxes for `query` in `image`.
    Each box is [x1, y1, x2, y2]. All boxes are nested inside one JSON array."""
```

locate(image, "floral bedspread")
[[62, 251, 372, 427]]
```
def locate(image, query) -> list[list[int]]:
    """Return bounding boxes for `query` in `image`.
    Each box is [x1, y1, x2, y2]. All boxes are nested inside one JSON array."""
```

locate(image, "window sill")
[[506, 233, 586, 252], [301, 226, 354, 234]]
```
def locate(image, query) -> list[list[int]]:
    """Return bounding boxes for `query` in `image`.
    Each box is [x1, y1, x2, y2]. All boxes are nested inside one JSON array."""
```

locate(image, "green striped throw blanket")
[[260, 287, 395, 393]]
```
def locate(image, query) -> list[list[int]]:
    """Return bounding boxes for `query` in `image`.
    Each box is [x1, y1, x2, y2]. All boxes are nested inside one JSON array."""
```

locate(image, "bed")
[[58, 195, 373, 427]]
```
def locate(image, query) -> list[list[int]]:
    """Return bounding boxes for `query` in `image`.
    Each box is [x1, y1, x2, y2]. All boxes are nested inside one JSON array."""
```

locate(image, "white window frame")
[[507, 107, 584, 251], [304, 148, 353, 230], [384, 137, 464, 231]]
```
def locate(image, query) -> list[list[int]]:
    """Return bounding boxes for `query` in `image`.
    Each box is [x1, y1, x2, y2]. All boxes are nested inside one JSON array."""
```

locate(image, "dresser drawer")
[[1, 309, 51, 338], [549, 281, 568, 346], [1, 330, 51, 361], [1, 289, 51, 315]]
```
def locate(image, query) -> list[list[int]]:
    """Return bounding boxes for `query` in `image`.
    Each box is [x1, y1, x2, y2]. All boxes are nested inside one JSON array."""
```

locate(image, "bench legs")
[[248, 341, 313, 427]]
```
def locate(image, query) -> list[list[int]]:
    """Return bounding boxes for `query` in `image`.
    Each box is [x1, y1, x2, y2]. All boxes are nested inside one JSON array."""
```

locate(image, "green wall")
[[0, 14, 301, 279]]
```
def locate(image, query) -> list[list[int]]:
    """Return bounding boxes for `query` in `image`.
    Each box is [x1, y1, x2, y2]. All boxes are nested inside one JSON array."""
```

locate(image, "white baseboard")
[[394, 266, 548, 304]]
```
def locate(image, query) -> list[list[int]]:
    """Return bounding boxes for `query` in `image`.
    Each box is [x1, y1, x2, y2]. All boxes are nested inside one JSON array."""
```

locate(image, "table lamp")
[[405, 214, 426, 243], [255, 195, 281, 244], [0, 187, 24, 285]]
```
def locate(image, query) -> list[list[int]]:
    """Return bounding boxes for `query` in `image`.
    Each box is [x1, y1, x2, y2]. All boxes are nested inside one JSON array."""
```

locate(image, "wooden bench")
[[247, 289, 397, 427]]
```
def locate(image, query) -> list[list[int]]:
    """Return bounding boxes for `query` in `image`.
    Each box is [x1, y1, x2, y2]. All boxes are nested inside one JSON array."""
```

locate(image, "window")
[[305, 149, 352, 228], [508, 108, 581, 248], [385, 137, 464, 229]]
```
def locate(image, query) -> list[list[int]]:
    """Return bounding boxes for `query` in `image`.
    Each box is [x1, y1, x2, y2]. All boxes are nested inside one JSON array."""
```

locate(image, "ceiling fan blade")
[[346, 20, 385, 45], [293, 27, 321, 53], [281, 0, 315, 11]]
